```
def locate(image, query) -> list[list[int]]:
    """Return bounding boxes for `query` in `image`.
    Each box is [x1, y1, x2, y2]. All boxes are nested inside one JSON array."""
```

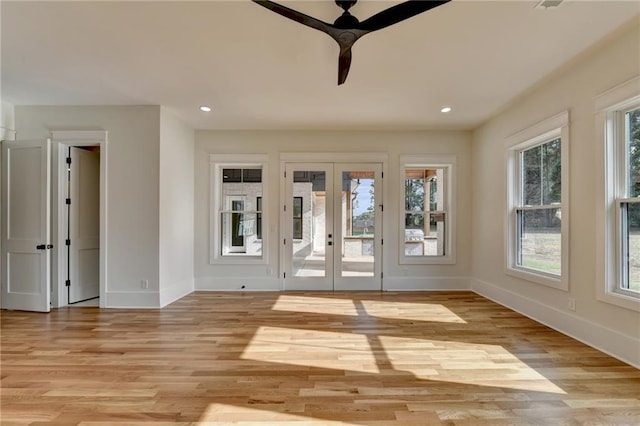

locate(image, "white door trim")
[[52, 131, 107, 308], [280, 152, 388, 162]]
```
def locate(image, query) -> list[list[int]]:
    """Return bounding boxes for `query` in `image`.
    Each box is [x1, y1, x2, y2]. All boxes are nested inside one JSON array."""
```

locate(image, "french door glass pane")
[[292, 171, 326, 277], [341, 171, 375, 277], [517, 208, 561, 275]]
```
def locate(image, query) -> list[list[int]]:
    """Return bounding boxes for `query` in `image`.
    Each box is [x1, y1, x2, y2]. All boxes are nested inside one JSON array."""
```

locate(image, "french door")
[[282, 162, 382, 290]]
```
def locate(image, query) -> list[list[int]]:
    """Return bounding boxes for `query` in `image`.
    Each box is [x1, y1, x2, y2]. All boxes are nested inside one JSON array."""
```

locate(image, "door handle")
[[36, 244, 54, 250], [328, 241, 332, 246]]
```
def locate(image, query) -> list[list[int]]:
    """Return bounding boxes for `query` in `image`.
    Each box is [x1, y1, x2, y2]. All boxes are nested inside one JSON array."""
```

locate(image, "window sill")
[[400, 255, 456, 265], [597, 288, 640, 312], [505, 266, 568, 291]]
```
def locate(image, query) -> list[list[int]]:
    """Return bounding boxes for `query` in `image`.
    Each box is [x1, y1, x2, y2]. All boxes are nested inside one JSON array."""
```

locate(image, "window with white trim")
[[506, 112, 569, 290], [596, 78, 640, 308], [210, 155, 267, 263], [400, 155, 456, 264]]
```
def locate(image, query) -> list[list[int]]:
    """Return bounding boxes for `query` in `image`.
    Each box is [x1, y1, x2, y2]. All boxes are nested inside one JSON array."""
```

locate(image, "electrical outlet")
[[568, 297, 576, 311], [141, 279, 149, 289]]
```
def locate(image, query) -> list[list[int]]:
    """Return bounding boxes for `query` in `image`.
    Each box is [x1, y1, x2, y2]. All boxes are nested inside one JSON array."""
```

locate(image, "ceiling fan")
[[252, 0, 451, 85]]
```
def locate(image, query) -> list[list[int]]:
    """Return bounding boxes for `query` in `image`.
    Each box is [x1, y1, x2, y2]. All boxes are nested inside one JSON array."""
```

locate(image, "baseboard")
[[103, 291, 160, 308], [160, 280, 194, 308], [383, 276, 471, 291], [471, 278, 640, 369], [195, 277, 282, 291]]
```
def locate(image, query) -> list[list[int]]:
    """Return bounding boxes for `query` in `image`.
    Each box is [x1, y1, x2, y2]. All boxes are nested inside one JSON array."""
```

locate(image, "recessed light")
[[440, 106, 452, 113], [199, 106, 212, 112]]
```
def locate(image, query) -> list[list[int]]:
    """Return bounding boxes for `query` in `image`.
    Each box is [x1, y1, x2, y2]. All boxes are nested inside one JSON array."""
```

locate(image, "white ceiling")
[[2, 0, 639, 131]]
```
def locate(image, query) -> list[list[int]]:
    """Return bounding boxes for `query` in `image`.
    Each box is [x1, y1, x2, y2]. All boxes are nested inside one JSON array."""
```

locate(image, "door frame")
[[52, 131, 108, 308], [279, 152, 388, 291]]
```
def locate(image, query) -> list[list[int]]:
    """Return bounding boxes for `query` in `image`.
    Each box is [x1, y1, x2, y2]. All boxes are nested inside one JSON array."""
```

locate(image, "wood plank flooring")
[[1, 291, 639, 425]]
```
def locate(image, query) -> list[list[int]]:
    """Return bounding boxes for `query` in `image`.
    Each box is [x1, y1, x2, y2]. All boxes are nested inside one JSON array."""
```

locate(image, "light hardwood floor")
[[1, 291, 639, 425]]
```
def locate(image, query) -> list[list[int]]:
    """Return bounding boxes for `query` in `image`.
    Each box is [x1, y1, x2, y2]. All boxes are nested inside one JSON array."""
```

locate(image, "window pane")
[[291, 197, 303, 239], [405, 176, 425, 211], [623, 202, 640, 293], [404, 212, 445, 257], [256, 197, 262, 240], [222, 168, 241, 183], [243, 168, 262, 183], [517, 208, 561, 275], [221, 212, 262, 256], [627, 108, 640, 198], [522, 139, 561, 206]]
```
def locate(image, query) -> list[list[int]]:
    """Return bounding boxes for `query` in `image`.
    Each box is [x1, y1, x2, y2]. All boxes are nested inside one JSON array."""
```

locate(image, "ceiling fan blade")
[[252, 0, 333, 35], [358, 0, 450, 32], [338, 48, 352, 85]]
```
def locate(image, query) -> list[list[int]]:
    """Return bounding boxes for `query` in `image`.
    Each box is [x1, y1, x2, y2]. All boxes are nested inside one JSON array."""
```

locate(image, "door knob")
[[36, 244, 54, 250]]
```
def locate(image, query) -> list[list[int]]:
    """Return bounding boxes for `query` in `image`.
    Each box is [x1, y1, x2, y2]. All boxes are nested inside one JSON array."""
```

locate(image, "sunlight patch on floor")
[[198, 403, 351, 424], [361, 300, 467, 323], [378, 335, 566, 394], [272, 295, 359, 316], [241, 326, 379, 374]]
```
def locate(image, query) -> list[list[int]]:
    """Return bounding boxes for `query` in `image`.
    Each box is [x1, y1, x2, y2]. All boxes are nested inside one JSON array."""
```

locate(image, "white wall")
[[470, 23, 640, 367], [159, 107, 195, 307], [15, 106, 162, 307], [195, 130, 472, 291]]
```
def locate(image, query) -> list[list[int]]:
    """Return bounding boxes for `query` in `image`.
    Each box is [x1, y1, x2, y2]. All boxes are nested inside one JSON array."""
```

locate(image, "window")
[[292, 197, 303, 240], [256, 197, 263, 240], [506, 111, 569, 290], [210, 155, 267, 263], [596, 77, 640, 309], [400, 155, 456, 264]]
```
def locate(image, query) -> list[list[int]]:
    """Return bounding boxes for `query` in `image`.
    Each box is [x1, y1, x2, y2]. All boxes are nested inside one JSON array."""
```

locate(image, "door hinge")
[[381, 272, 384, 279], [283, 238, 286, 245], [66, 198, 71, 205], [381, 238, 384, 245], [284, 205, 286, 212], [380, 204, 384, 212], [65, 239, 71, 246], [381, 172, 384, 178], [284, 171, 287, 178], [66, 157, 72, 165], [65, 280, 71, 287], [284, 272, 286, 279]]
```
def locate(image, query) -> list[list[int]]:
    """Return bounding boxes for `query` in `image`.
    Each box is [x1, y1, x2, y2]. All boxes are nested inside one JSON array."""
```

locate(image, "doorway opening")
[[64, 146, 100, 306]]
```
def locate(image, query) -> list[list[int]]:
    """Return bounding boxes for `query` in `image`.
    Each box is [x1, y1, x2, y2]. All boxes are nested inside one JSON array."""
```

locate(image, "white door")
[[283, 163, 382, 291], [68, 147, 100, 303], [1, 140, 52, 312]]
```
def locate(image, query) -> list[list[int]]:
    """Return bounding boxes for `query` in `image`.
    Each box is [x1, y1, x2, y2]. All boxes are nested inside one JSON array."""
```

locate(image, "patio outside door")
[[282, 163, 382, 290]]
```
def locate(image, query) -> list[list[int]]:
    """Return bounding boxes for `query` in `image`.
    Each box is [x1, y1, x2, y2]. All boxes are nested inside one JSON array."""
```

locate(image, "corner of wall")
[[1, 101, 16, 141]]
